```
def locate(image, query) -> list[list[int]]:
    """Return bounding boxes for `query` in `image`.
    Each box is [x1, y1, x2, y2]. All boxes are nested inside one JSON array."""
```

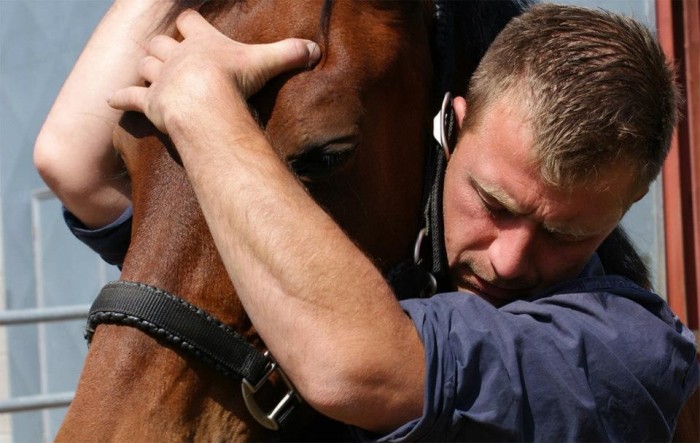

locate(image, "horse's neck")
[[57, 149, 269, 441], [58, 324, 263, 441], [122, 150, 251, 329]]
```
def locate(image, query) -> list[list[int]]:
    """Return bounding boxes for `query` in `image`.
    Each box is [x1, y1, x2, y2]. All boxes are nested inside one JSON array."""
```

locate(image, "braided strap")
[[86, 280, 270, 386], [86, 280, 305, 431]]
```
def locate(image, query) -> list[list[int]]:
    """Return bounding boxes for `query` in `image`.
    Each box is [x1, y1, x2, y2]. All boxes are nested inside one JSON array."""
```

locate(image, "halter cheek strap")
[[423, 0, 456, 291], [425, 92, 454, 286], [385, 92, 454, 300], [385, 1, 456, 299]]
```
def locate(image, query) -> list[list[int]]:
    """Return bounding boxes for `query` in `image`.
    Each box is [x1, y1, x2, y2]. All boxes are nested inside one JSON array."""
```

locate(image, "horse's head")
[[117, 0, 433, 279]]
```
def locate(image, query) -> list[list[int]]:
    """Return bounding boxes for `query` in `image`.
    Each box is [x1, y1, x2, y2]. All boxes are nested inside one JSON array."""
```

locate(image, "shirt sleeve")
[[361, 288, 698, 442], [63, 206, 132, 267]]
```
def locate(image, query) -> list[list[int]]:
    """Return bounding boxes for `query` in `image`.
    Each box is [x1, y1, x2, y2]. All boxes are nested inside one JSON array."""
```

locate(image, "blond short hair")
[[463, 3, 679, 190]]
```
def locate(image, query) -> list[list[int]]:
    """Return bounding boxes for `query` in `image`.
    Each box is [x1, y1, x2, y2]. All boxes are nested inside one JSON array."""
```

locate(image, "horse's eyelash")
[[288, 147, 354, 177]]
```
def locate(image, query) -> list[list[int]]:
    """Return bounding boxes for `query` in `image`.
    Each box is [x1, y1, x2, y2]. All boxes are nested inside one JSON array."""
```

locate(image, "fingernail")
[[306, 42, 321, 67]]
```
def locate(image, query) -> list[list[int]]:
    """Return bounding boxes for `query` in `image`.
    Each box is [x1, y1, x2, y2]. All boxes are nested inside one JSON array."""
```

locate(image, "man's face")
[[442, 97, 639, 306]]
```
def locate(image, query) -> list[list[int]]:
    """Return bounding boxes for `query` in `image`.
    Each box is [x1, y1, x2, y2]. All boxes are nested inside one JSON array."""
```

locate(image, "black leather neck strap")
[[85, 281, 302, 433], [86, 281, 271, 384]]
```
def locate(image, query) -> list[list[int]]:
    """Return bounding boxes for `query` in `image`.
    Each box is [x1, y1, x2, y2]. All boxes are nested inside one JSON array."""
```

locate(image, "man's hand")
[[108, 9, 321, 134]]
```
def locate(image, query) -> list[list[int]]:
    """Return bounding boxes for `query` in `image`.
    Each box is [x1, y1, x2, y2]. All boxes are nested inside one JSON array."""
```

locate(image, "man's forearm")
[[168, 92, 425, 433]]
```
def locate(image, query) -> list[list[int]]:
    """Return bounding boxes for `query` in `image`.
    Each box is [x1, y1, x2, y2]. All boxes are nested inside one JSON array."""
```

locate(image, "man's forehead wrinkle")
[[472, 175, 612, 239]]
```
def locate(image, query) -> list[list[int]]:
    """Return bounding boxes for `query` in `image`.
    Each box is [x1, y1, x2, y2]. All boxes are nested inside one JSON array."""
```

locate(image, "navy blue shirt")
[[66, 208, 699, 441], [63, 207, 132, 267], [380, 257, 699, 442]]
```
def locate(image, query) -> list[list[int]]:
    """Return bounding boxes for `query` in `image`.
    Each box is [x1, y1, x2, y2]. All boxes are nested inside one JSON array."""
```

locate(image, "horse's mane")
[[440, 0, 532, 98], [454, 0, 532, 66]]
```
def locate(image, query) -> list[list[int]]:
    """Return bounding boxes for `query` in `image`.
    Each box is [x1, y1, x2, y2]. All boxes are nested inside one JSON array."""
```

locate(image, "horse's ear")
[[433, 92, 458, 159]]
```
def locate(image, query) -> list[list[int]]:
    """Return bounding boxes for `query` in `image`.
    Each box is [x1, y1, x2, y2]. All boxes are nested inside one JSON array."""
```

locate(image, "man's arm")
[[109, 11, 425, 433], [34, 0, 175, 228], [181, 107, 425, 432]]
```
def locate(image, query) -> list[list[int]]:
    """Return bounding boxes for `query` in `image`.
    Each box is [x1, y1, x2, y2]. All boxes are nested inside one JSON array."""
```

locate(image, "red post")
[[656, 0, 699, 330]]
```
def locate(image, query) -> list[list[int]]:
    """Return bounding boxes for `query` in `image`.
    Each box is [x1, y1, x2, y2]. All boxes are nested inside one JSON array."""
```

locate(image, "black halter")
[[386, 0, 455, 299], [85, 0, 456, 434], [384, 90, 452, 300]]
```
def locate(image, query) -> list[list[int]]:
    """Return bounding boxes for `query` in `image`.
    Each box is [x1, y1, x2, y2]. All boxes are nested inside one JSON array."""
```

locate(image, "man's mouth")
[[458, 273, 534, 307]]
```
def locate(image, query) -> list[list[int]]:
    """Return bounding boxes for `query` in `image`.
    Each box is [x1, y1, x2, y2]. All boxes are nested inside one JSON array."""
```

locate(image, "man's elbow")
[[34, 130, 66, 194], [296, 349, 424, 434]]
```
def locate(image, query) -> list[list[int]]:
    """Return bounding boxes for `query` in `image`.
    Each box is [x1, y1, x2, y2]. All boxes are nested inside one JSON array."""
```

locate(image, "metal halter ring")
[[241, 351, 300, 431], [432, 91, 454, 159], [414, 228, 438, 297]]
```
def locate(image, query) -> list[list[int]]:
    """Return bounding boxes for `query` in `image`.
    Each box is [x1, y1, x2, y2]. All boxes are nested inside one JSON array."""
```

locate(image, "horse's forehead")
[[204, 0, 431, 151], [208, 0, 422, 64], [207, 0, 321, 41]]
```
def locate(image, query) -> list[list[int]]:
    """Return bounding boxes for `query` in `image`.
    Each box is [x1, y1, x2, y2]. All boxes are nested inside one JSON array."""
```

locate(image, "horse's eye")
[[288, 140, 357, 180]]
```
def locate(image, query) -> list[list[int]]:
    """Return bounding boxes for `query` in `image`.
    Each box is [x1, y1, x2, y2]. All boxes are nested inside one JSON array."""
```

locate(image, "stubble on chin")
[[448, 259, 536, 307]]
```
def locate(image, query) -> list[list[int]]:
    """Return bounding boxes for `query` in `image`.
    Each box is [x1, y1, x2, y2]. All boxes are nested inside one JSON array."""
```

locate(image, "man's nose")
[[488, 220, 537, 281]]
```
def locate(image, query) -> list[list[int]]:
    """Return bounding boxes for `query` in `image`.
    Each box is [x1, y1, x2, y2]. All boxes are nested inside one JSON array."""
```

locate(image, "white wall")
[[0, 177, 11, 443]]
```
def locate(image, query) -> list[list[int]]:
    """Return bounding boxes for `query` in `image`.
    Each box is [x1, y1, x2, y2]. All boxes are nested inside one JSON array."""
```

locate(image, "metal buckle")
[[241, 351, 300, 431], [414, 228, 437, 297]]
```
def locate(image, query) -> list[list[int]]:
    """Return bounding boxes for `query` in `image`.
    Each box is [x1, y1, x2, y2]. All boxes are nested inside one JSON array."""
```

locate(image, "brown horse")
[[56, 0, 526, 440]]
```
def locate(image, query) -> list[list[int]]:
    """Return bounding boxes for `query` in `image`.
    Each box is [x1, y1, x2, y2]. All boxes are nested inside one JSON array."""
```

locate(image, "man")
[[36, 2, 698, 440]]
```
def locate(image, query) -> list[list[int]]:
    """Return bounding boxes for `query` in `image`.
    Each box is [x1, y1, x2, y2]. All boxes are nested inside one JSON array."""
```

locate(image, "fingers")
[[176, 9, 320, 70], [148, 34, 179, 61], [138, 55, 162, 84], [113, 10, 323, 116], [140, 35, 177, 83], [108, 86, 147, 113], [251, 38, 322, 84], [276, 38, 320, 69], [176, 9, 217, 38], [306, 41, 322, 67]]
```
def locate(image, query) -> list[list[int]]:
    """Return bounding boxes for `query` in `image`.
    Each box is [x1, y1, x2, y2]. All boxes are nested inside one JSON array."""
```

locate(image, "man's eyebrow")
[[470, 177, 526, 215], [471, 176, 604, 240], [541, 223, 600, 240]]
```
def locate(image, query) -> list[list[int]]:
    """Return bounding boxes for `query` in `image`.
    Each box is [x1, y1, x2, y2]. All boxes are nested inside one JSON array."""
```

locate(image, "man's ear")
[[453, 96, 467, 134], [623, 186, 648, 213]]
